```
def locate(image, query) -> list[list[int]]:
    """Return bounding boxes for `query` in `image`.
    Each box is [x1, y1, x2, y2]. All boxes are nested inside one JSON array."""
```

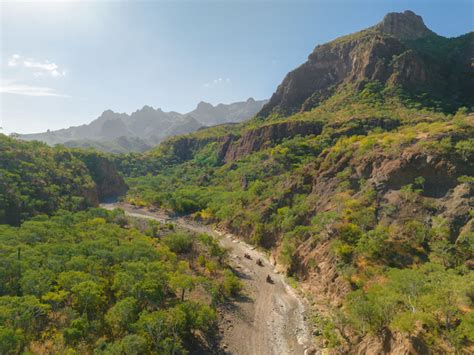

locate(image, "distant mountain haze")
[[19, 98, 267, 153]]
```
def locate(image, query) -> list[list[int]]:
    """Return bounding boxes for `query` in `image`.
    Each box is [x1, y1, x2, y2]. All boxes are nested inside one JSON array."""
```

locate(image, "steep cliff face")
[[76, 152, 128, 200], [373, 10, 435, 40], [158, 120, 323, 164], [122, 12, 473, 353], [258, 11, 473, 117], [160, 135, 219, 163], [150, 115, 473, 353], [281, 122, 474, 352], [219, 121, 324, 163], [0, 135, 128, 225]]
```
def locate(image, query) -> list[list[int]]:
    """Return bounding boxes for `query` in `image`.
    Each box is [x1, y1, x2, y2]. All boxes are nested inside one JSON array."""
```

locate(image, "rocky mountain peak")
[[374, 10, 436, 40], [19, 99, 267, 152], [257, 10, 471, 118], [136, 105, 159, 114], [196, 101, 214, 111], [97, 109, 119, 122]]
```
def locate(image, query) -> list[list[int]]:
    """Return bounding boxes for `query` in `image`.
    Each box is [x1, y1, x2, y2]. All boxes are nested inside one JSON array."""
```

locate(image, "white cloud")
[[6, 54, 66, 77], [0, 84, 70, 97], [203, 77, 231, 88], [7, 54, 20, 67], [51, 69, 66, 77]]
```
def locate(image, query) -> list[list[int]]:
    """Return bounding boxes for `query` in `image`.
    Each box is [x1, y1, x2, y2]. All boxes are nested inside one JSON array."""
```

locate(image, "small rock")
[[304, 347, 318, 355]]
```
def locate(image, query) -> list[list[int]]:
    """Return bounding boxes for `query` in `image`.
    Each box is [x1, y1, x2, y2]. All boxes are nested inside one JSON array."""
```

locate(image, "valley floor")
[[101, 203, 316, 355]]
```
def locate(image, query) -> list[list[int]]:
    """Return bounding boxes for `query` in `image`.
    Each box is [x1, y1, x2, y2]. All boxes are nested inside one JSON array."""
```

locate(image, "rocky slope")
[[74, 151, 128, 200], [19, 98, 267, 153], [160, 120, 323, 164], [0, 134, 127, 225], [128, 111, 474, 353], [258, 10, 474, 117], [122, 10, 474, 354]]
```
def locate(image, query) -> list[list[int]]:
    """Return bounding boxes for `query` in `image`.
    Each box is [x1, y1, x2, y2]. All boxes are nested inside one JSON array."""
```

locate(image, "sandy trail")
[[101, 203, 314, 355]]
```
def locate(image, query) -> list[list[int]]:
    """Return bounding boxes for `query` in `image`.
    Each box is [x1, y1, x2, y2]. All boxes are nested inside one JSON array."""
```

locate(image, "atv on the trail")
[[266, 275, 273, 284], [256, 258, 263, 266], [244, 253, 251, 260]]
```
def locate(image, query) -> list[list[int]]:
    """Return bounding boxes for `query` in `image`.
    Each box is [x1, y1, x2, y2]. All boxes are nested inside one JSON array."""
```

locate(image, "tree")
[[388, 269, 426, 313], [279, 236, 296, 268], [134, 310, 186, 354], [120, 334, 148, 354], [0, 295, 50, 334], [112, 262, 167, 307], [346, 287, 397, 334], [57, 271, 95, 291], [105, 297, 139, 336], [0, 209, 222, 352], [162, 232, 193, 254], [176, 301, 217, 334], [414, 176, 426, 190], [0, 326, 23, 355], [71, 281, 106, 317], [63, 317, 88, 345], [41, 290, 69, 311], [222, 270, 242, 298], [355, 226, 389, 260], [19, 269, 55, 297], [169, 273, 197, 301]]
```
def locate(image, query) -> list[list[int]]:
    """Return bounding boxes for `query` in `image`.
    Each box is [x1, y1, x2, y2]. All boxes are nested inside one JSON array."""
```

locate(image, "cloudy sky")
[[1, 0, 472, 134]]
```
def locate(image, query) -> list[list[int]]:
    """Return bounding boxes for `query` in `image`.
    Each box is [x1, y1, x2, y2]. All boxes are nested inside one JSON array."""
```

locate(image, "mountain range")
[[121, 10, 474, 353], [2, 9, 473, 354], [19, 98, 267, 153]]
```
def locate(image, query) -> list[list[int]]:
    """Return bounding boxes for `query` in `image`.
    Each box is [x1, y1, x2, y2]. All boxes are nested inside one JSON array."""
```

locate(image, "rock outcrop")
[[160, 120, 323, 164], [219, 121, 323, 163], [188, 98, 268, 126], [161, 135, 218, 163], [373, 10, 436, 40], [76, 152, 128, 200], [258, 11, 474, 117]]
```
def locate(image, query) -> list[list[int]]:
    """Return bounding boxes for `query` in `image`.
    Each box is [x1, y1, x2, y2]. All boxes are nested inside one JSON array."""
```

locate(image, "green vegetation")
[[3, 15, 473, 354], [63, 136, 152, 154], [0, 135, 128, 227], [0, 135, 99, 225], [0, 208, 242, 353], [123, 93, 473, 351], [347, 265, 473, 351]]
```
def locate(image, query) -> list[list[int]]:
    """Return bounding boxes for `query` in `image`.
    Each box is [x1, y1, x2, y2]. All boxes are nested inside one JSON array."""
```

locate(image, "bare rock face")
[[219, 121, 323, 163], [354, 328, 429, 355], [259, 34, 414, 117], [161, 120, 323, 164], [373, 10, 436, 40], [77, 152, 128, 200], [258, 11, 472, 118], [161, 135, 217, 162]]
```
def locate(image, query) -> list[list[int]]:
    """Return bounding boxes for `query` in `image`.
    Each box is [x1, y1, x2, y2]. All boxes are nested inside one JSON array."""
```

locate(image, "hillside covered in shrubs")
[[0, 135, 127, 225], [0, 208, 241, 353], [122, 11, 474, 351]]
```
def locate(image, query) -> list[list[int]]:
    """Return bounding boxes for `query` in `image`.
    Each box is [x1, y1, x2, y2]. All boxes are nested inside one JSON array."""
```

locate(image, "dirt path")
[[101, 203, 315, 355]]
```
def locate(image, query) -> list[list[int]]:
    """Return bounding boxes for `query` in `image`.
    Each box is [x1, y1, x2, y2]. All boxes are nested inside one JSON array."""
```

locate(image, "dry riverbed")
[[101, 203, 316, 355]]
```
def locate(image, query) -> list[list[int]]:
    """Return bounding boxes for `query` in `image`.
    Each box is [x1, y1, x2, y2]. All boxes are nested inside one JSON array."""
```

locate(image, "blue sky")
[[1, 0, 472, 134]]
